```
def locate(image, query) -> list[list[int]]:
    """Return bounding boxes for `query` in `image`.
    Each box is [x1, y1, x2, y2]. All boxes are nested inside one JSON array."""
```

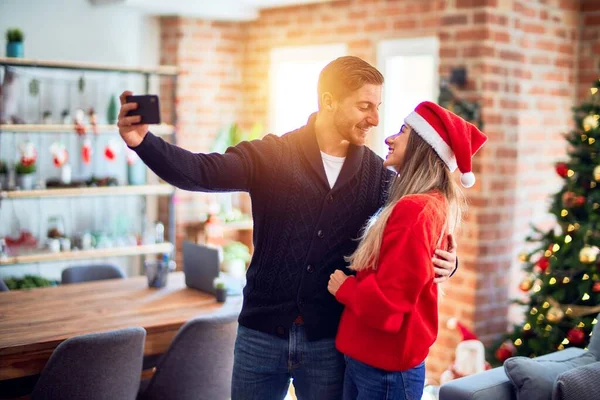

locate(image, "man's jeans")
[[231, 324, 344, 400], [343, 356, 425, 400]]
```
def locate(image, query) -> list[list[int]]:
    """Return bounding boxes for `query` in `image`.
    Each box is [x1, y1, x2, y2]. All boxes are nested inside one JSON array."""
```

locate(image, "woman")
[[328, 101, 487, 400]]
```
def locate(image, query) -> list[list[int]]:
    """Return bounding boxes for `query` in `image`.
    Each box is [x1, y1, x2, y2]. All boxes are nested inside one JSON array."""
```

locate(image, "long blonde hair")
[[348, 129, 466, 271]]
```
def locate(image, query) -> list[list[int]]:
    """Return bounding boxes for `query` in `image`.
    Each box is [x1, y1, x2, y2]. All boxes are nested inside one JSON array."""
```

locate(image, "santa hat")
[[404, 101, 487, 188], [447, 318, 478, 341]]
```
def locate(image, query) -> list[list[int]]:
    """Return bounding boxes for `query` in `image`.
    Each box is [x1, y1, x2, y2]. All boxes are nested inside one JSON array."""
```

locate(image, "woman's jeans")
[[343, 356, 425, 400]]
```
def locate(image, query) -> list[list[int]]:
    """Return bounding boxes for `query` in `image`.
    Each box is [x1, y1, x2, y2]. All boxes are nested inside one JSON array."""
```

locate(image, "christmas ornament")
[[593, 282, 600, 293], [536, 257, 550, 273], [74, 108, 87, 135], [495, 341, 516, 363], [82, 138, 92, 165], [555, 163, 569, 178], [579, 246, 600, 264], [583, 114, 599, 131], [594, 165, 600, 182], [575, 196, 586, 207], [567, 328, 585, 345], [519, 252, 529, 262], [520, 277, 534, 292], [104, 139, 121, 162], [49, 142, 68, 168], [19, 141, 37, 166], [546, 306, 564, 323], [88, 108, 98, 134]]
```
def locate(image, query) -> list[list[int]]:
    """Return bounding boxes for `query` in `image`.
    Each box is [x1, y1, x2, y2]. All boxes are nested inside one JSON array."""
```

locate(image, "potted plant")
[[213, 277, 227, 303], [0, 160, 7, 190], [222, 241, 251, 279], [6, 28, 24, 58], [16, 141, 37, 190]]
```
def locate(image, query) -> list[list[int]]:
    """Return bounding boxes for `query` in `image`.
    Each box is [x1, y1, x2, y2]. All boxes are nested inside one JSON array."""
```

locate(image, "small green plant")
[[6, 29, 23, 43], [0, 161, 7, 174], [4, 275, 57, 290], [16, 162, 36, 175], [215, 281, 226, 290]]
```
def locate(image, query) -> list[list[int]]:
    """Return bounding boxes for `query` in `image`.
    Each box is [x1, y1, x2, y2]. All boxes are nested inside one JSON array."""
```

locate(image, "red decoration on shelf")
[[556, 163, 569, 178], [82, 138, 92, 165], [567, 328, 585, 345]]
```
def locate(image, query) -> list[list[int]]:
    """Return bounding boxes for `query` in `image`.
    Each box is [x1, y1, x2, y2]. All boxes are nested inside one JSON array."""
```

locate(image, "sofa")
[[440, 313, 600, 400]]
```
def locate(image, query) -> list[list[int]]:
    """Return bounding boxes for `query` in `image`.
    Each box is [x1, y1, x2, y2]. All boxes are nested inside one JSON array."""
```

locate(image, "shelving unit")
[[0, 57, 178, 269], [1, 184, 174, 199], [0, 242, 174, 266]]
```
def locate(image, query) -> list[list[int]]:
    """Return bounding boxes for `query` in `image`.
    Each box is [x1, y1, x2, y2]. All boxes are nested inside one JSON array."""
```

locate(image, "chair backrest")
[[0, 278, 8, 291], [31, 327, 146, 400], [61, 264, 126, 284], [140, 310, 239, 400]]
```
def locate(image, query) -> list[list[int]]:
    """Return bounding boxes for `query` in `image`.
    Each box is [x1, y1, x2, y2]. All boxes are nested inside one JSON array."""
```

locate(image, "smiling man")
[[117, 56, 457, 400]]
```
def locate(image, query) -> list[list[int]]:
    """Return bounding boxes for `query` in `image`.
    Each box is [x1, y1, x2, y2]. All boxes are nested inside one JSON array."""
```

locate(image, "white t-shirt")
[[320, 151, 346, 189]]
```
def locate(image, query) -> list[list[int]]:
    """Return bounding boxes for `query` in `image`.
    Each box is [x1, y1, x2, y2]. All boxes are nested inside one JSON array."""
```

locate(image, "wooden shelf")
[[0, 124, 175, 136], [0, 57, 178, 76], [1, 184, 174, 200], [0, 242, 174, 266]]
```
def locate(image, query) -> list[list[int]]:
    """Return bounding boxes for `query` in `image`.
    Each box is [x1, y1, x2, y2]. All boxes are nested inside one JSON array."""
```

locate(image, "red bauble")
[[536, 257, 550, 272], [593, 282, 600, 293], [495, 342, 516, 363], [556, 163, 569, 178], [567, 328, 585, 345], [575, 196, 586, 207]]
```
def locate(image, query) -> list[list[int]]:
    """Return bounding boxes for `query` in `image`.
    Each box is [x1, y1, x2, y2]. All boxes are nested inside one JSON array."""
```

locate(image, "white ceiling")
[[89, 0, 336, 21]]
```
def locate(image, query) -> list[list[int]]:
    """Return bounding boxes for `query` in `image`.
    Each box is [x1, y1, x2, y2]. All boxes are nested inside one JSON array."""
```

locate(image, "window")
[[376, 37, 439, 157], [269, 44, 347, 135]]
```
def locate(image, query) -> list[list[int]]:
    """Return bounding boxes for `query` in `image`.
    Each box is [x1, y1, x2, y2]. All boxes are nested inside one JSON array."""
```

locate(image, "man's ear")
[[321, 92, 335, 111]]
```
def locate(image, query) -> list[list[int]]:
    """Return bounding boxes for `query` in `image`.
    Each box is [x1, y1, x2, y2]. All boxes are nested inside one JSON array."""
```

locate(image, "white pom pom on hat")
[[404, 101, 487, 188]]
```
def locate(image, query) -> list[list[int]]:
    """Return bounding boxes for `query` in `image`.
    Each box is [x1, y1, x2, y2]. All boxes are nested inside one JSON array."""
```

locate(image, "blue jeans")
[[343, 356, 425, 400], [231, 324, 344, 400]]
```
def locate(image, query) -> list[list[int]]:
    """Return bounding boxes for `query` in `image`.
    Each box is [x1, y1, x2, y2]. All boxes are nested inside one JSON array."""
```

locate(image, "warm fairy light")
[[565, 235, 572, 243], [552, 244, 560, 252], [562, 338, 570, 345], [592, 87, 599, 95], [524, 323, 531, 330], [566, 308, 573, 315], [534, 284, 542, 292], [592, 183, 598, 189], [537, 314, 545, 322], [582, 134, 588, 141], [583, 293, 590, 301], [583, 274, 590, 280], [593, 318, 598, 325], [543, 302, 550, 308], [563, 277, 571, 284], [545, 325, 553, 332], [531, 307, 538, 315], [544, 250, 552, 257], [558, 344, 565, 350], [568, 224, 575, 232], [549, 277, 557, 285], [590, 138, 597, 145], [567, 170, 575, 177], [578, 322, 585, 328], [515, 339, 523, 346]]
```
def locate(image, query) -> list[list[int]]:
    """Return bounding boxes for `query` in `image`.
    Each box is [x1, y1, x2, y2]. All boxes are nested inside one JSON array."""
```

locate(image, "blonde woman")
[[328, 101, 487, 400]]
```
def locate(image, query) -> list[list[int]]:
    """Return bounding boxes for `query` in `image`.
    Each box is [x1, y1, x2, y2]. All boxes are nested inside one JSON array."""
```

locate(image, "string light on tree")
[[582, 114, 599, 131], [579, 246, 599, 264]]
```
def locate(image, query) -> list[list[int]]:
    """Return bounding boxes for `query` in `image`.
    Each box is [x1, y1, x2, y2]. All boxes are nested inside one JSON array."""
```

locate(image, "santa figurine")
[[440, 318, 492, 384]]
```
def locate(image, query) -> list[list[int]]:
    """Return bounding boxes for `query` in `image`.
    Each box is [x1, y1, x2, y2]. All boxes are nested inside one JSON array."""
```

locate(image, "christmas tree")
[[492, 79, 600, 365]]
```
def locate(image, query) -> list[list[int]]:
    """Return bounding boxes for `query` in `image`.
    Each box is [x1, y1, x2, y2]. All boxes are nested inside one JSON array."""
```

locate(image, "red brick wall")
[[160, 0, 588, 381], [579, 0, 600, 101]]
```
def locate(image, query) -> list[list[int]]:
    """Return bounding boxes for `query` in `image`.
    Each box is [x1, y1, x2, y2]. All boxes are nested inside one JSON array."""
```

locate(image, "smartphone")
[[125, 94, 161, 125]]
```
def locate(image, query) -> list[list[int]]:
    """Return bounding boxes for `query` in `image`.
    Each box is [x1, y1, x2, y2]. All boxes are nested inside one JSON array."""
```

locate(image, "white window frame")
[[268, 43, 347, 135], [376, 37, 440, 156]]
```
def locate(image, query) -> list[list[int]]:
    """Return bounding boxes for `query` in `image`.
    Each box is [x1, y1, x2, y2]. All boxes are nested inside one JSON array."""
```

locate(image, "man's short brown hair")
[[317, 56, 384, 108]]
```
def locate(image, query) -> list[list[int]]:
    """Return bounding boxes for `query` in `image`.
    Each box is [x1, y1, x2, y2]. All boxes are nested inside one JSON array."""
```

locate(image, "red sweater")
[[335, 192, 448, 371]]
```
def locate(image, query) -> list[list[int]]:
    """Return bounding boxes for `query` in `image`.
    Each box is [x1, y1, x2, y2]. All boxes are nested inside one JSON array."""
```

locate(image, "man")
[[117, 56, 457, 399]]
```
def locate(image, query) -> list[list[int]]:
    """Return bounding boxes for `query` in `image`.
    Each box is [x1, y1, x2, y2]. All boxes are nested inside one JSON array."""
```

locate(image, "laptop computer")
[[182, 241, 242, 296]]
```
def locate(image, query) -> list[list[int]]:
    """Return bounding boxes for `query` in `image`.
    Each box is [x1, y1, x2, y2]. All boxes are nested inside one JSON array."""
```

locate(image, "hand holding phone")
[[118, 91, 155, 148]]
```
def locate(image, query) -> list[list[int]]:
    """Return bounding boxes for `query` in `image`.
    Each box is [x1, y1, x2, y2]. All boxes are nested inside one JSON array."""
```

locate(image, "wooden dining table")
[[0, 271, 242, 381]]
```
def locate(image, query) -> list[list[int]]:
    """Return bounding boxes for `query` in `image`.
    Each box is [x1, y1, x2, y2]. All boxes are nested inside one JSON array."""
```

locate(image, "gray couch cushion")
[[504, 351, 597, 400], [588, 320, 600, 359], [552, 361, 600, 400]]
